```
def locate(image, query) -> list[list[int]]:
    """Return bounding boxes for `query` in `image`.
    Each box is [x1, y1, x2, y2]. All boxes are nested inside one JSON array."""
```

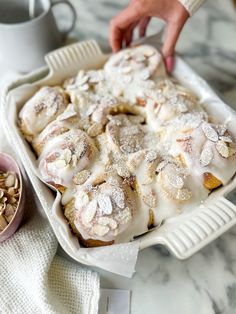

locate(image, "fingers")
[[124, 22, 138, 47], [139, 17, 151, 38], [162, 19, 187, 72], [165, 56, 175, 73], [161, 22, 182, 72], [161, 6, 189, 72], [162, 22, 182, 58], [110, 2, 144, 52]]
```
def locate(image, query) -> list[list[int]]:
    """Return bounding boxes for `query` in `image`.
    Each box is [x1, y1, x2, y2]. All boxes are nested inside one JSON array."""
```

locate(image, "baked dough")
[[18, 45, 236, 247], [19, 86, 69, 141]]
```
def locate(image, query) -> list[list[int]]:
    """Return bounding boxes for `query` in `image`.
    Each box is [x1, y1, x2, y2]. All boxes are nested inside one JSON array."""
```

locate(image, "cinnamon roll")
[[38, 129, 98, 191], [63, 173, 136, 247], [173, 122, 236, 190], [19, 86, 69, 141], [32, 103, 82, 155]]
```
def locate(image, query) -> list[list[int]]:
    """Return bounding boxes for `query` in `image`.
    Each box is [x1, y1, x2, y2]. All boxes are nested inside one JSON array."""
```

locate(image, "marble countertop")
[[65, 0, 236, 313], [2, 0, 235, 313]]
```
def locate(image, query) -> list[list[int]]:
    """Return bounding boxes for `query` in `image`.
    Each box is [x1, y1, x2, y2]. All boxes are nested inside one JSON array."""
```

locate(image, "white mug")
[[0, 0, 77, 72]]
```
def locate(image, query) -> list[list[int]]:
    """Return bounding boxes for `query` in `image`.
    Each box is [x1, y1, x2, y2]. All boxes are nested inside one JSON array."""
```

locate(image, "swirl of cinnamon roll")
[[63, 173, 136, 247], [172, 122, 236, 190], [38, 129, 98, 191], [32, 103, 82, 156], [106, 114, 146, 155], [104, 45, 163, 82], [19, 86, 69, 141]]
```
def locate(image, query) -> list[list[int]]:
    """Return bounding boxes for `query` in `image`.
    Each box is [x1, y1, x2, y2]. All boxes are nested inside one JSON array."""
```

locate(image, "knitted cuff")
[[178, 0, 205, 16]]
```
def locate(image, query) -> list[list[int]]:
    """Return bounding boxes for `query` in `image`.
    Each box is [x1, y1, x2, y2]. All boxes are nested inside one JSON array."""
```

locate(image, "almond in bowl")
[[0, 153, 25, 242]]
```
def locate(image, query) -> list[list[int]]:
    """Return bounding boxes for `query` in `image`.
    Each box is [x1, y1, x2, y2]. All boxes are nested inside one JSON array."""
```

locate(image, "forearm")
[[178, 0, 205, 15]]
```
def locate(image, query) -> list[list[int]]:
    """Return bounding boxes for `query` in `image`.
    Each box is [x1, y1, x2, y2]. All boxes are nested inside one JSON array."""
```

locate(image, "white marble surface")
[[2, 0, 236, 313], [63, 1, 236, 313]]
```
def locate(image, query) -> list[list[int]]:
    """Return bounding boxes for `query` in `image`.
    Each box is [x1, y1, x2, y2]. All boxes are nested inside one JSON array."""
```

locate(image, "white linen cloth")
[[0, 73, 100, 314]]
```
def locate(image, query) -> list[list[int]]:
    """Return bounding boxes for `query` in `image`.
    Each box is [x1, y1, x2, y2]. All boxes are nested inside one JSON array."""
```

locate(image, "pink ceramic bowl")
[[0, 153, 25, 242]]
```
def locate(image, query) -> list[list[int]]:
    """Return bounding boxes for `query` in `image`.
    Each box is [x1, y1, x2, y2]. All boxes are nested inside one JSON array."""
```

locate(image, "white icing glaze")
[[38, 129, 98, 188], [71, 173, 136, 242], [19, 45, 236, 246], [32, 103, 82, 154], [19, 86, 68, 139]]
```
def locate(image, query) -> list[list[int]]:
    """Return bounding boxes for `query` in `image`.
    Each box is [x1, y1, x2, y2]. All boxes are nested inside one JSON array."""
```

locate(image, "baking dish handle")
[[44, 40, 107, 80], [140, 193, 236, 259]]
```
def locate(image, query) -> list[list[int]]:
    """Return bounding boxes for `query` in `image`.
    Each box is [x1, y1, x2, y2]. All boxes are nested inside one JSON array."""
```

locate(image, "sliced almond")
[[63, 148, 72, 164], [200, 145, 213, 166], [97, 217, 117, 230], [92, 224, 110, 237], [219, 136, 233, 143], [71, 155, 78, 167], [75, 191, 89, 209], [112, 187, 125, 209], [168, 173, 184, 189], [202, 123, 218, 142], [0, 214, 8, 231], [142, 190, 158, 207], [87, 123, 103, 137], [9, 197, 17, 204], [176, 188, 192, 201], [145, 150, 158, 163], [229, 146, 236, 157], [8, 187, 15, 196], [115, 207, 132, 225], [97, 194, 113, 215], [5, 214, 14, 223], [54, 159, 67, 169], [0, 189, 4, 198], [116, 163, 130, 178], [121, 66, 132, 74], [5, 204, 15, 216], [73, 170, 91, 185], [5, 174, 16, 188], [81, 200, 97, 226], [143, 49, 155, 57], [216, 140, 229, 158]]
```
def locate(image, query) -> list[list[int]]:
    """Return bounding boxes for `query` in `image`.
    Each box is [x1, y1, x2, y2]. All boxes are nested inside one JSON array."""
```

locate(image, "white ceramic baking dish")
[[1, 40, 236, 274]]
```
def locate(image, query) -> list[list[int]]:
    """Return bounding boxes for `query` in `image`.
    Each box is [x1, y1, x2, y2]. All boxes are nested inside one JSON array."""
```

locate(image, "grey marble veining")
[[58, 0, 236, 313], [64, 1, 236, 313], [2, 0, 235, 313]]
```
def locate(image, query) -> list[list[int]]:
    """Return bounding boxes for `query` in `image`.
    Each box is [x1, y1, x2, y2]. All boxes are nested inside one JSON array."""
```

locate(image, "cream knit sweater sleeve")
[[178, 0, 205, 15]]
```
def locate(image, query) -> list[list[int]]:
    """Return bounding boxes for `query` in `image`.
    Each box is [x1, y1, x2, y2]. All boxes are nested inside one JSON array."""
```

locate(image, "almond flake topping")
[[73, 170, 91, 185], [219, 136, 232, 143], [87, 123, 103, 137], [202, 123, 218, 142], [112, 187, 125, 209], [156, 160, 169, 173], [176, 188, 192, 201], [115, 163, 130, 178], [97, 194, 113, 215], [0, 171, 20, 232], [92, 224, 110, 236], [97, 217, 117, 230], [142, 190, 158, 207], [88, 70, 104, 83], [145, 150, 158, 163], [75, 191, 89, 209], [54, 159, 67, 169], [216, 140, 229, 158], [81, 200, 98, 226], [115, 207, 132, 225], [166, 172, 184, 189], [200, 145, 213, 166]]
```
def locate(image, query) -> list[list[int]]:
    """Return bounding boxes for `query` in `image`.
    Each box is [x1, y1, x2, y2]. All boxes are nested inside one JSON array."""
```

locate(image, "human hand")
[[109, 0, 189, 72]]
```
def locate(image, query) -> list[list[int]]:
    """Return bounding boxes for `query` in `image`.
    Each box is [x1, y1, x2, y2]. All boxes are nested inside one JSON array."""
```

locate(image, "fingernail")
[[166, 56, 175, 73]]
